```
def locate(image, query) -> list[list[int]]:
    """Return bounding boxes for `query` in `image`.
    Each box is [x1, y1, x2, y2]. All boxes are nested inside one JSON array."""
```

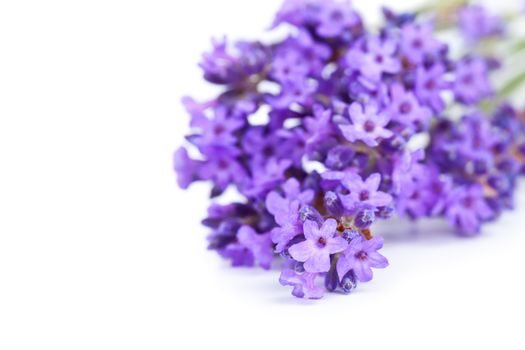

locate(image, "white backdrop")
[[0, 0, 524, 349]]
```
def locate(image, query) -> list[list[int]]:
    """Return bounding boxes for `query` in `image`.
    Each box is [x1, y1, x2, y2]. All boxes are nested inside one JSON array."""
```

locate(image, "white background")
[[1, 0, 524, 349]]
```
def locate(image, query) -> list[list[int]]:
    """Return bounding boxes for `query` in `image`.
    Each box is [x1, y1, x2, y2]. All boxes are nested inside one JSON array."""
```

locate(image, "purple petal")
[[365, 173, 381, 191], [353, 261, 373, 282], [367, 251, 389, 268], [336, 255, 353, 282], [303, 250, 331, 273], [369, 191, 393, 207], [303, 220, 321, 241], [288, 240, 313, 262], [327, 236, 349, 254], [320, 218, 338, 237]]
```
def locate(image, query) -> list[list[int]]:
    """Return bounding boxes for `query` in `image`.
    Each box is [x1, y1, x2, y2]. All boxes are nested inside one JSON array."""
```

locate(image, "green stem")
[[499, 70, 525, 97]]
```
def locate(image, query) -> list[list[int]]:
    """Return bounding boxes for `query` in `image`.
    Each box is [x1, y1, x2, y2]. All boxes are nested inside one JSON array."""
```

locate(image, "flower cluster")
[[175, 0, 525, 299]]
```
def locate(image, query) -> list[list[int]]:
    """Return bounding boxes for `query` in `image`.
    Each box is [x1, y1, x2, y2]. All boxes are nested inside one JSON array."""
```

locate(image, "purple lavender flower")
[[244, 158, 292, 198], [173, 147, 200, 189], [347, 37, 401, 86], [415, 64, 449, 113], [288, 219, 348, 273], [220, 245, 254, 267], [199, 38, 268, 85], [388, 83, 431, 129], [281, 178, 315, 205], [459, 5, 504, 41], [339, 173, 393, 211], [271, 49, 310, 84], [236, 226, 273, 269], [400, 22, 443, 64], [453, 58, 492, 105], [198, 147, 246, 193], [303, 105, 335, 155], [337, 236, 388, 282], [317, 0, 360, 38], [279, 268, 324, 299], [176, 0, 524, 300], [190, 107, 244, 149], [339, 102, 393, 147], [445, 185, 494, 234], [266, 198, 302, 253]]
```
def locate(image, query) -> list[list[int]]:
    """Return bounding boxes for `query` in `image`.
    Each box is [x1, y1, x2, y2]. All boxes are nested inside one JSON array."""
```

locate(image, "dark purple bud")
[[258, 212, 276, 232], [216, 219, 241, 237], [342, 229, 361, 242], [233, 203, 258, 217], [497, 158, 516, 173], [210, 185, 225, 198], [353, 153, 369, 169], [517, 142, 525, 157], [488, 175, 512, 195], [382, 135, 406, 152], [324, 191, 345, 217], [325, 146, 355, 170], [354, 209, 375, 229], [340, 271, 357, 294], [299, 205, 324, 225], [376, 205, 394, 219], [293, 261, 305, 273], [303, 171, 322, 193], [325, 265, 339, 292], [472, 158, 489, 175], [402, 69, 416, 89]]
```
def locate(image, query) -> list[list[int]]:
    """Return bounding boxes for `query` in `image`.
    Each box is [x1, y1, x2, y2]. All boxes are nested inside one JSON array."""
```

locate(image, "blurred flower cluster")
[[174, 0, 525, 299]]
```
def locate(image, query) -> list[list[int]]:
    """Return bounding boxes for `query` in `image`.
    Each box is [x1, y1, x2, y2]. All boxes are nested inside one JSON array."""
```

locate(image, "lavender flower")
[[339, 173, 393, 211], [445, 185, 494, 235], [339, 102, 393, 147], [453, 58, 492, 105], [337, 236, 389, 282], [401, 22, 443, 64], [288, 219, 348, 273], [236, 226, 273, 269], [279, 268, 324, 299], [459, 5, 504, 41], [176, 0, 525, 300]]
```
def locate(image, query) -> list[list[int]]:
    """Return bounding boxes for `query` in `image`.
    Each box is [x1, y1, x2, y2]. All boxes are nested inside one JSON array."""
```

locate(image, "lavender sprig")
[[174, 0, 525, 299]]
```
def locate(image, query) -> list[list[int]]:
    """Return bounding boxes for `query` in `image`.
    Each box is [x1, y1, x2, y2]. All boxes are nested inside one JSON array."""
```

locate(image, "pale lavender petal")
[[303, 219, 321, 241], [367, 252, 389, 268], [327, 236, 348, 254], [303, 250, 331, 273], [288, 240, 313, 262], [353, 261, 373, 282]]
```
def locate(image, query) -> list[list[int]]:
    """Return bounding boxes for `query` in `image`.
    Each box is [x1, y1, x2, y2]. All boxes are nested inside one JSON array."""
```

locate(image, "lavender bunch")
[[174, 0, 525, 299]]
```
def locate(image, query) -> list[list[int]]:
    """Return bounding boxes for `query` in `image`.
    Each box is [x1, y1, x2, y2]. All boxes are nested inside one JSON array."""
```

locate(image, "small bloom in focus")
[[339, 173, 393, 211], [337, 236, 389, 282], [279, 268, 324, 299], [339, 102, 393, 147], [288, 219, 348, 273]]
